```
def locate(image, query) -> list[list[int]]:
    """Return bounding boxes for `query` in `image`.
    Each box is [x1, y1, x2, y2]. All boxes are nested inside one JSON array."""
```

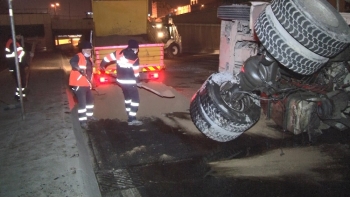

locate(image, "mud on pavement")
[[85, 111, 350, 197], [78, 54, 350, 197]]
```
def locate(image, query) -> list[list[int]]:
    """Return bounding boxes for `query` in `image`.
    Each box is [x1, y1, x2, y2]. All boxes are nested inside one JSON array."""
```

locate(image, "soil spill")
[[86, 114, 350, 197]]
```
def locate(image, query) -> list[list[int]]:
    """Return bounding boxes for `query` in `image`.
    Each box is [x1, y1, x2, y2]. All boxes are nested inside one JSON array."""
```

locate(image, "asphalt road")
[[58, 48, 350, 197]]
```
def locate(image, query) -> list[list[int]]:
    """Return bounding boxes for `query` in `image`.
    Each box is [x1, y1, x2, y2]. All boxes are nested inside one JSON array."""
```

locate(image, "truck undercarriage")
[[190, 0, 350, 142]]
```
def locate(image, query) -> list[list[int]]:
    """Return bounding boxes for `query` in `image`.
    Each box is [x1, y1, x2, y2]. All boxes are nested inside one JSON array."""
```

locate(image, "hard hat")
[[81, 41, 92, 49]]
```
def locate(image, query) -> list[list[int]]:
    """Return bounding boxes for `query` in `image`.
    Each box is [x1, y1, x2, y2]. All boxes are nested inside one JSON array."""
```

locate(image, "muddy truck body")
[[189, 0, 350, 142]]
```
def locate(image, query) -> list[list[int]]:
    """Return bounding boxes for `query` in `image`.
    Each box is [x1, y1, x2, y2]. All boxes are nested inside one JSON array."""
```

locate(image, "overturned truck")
[[190, 0, 350, 142]]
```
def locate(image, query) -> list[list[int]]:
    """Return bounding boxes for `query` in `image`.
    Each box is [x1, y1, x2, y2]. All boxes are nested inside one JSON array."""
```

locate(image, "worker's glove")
[[79, 69, 85, 75]]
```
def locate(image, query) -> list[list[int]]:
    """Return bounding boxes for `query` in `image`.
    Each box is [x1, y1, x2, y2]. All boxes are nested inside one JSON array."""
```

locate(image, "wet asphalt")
[[1, 42, 348, 197], [86, 115, 350, 197], [76, 53, 350, 197]]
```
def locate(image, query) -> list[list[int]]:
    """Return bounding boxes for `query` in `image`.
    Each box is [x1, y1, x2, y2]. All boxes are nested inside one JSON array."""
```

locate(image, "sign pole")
[[7, 0, 25, 120]]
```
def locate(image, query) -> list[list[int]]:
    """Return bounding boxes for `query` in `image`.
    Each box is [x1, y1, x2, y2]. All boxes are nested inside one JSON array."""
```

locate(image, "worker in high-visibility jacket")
[[5, 34, 26, 101], [69, 41, 96, 130], [99, 39, 143, 126]]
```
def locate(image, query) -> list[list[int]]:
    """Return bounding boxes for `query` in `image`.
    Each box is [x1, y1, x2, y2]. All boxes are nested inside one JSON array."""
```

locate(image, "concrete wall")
[[171, 1, 350, 54], [176, 23, 220, 53], [173, 8, 220, 24], [0, 13, 53, 51], [172, 8, 221, 53], [51, 18, 94, 30]]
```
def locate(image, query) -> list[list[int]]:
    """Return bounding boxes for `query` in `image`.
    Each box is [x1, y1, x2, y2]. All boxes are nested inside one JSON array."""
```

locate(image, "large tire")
[[166, 43, 180, 59], [271, 0, 350, 58], [255, 6, 329, 75], [190, 72, 261, 142]]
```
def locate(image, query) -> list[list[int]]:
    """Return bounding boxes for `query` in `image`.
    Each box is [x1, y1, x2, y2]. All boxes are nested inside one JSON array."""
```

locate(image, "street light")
[[51, 3, 60, 16]]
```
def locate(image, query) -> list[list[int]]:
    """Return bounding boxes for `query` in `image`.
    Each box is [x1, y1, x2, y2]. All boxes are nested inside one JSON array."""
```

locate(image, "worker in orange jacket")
[[69, 41, 96, 129], [5, 34, 26, 101], [99, 39, 142, 126]]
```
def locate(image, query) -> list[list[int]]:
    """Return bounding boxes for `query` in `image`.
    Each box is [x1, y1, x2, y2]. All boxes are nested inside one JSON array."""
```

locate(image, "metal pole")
[[69, 2, 71, 19], [7, 0, 25, 120], [337, 0, 340, 11]]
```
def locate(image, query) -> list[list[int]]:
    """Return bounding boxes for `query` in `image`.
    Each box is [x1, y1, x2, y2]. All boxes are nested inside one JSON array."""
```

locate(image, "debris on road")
[[137, 81, 175, 98]]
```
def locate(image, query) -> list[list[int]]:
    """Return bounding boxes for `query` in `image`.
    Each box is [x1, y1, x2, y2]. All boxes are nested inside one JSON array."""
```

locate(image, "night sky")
[[9, 0, 191, 17], [11, 0, 91, 18]]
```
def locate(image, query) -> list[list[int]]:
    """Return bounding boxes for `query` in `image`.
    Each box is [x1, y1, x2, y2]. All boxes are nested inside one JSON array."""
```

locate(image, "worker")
[[69, 41, 96, 130], [99, 39, 143, 126], [5, 34, 26, 101]]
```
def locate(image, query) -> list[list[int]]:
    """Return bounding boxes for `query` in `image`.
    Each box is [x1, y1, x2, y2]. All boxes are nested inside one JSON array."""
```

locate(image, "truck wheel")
[[271, 0, 350, 58], [167, 43, 180, 58], [255, 6, 329, 75], [190, 73, 261, 142]]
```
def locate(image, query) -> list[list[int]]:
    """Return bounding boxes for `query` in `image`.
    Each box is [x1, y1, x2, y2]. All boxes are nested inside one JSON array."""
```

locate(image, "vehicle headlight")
[[156, 23, 162, 29], [157, 32, 164, 38]]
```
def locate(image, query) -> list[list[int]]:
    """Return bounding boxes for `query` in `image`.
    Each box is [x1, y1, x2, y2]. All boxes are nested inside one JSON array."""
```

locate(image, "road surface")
[[60, 48, 350, 197]]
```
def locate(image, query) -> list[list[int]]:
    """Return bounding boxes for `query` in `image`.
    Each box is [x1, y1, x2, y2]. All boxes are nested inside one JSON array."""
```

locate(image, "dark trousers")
[[74, 86, 94, 123], [11, 66, 26, 87], [9, 61, 27, 99], [120, 84, 140, 121]]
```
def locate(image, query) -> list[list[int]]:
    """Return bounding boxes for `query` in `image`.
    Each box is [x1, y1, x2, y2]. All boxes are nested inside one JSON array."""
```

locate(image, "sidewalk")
[[0, 52, 100, 197]]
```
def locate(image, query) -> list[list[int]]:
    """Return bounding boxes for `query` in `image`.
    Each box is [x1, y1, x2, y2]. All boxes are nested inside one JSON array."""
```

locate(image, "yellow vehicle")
[[93, 43, 164, 85], [147, 17, 182, 58], [90, 0, 166, 84]]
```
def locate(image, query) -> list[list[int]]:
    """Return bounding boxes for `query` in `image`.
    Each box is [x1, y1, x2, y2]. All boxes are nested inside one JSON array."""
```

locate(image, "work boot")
[[80, 122, 89, 130], [128, 119, 143, 126]]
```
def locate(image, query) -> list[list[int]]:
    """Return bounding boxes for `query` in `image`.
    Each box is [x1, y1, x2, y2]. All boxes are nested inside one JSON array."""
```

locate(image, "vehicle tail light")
[[146, 72, 158, 79], [99, 77, 107, 83], [151, 72, 159, 79]]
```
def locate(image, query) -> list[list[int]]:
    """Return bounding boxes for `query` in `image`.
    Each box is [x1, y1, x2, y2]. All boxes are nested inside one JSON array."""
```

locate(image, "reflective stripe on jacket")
[[101, 49, 139, 85], [5, 38, 25, 62], [69, 53, 93, 87]]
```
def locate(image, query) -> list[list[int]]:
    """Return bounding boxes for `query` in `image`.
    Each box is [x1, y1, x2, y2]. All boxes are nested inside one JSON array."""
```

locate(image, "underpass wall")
[[51, 18, 93, 30], [0, 14, 53, 51]]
